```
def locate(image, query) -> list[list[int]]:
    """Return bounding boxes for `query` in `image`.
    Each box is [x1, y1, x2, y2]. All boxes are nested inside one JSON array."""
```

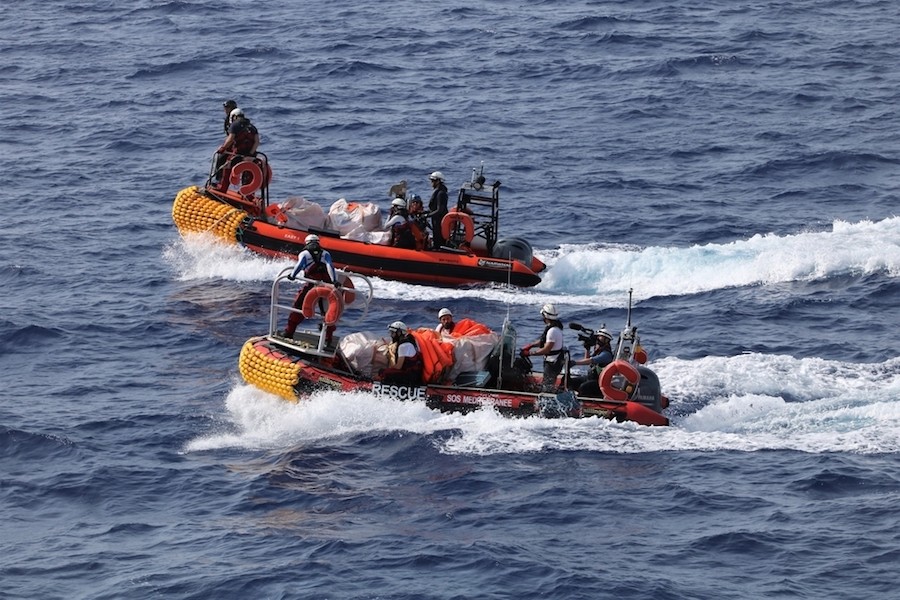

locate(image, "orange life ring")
[[599, 359, 641, 402], [337, 274, 356, 305], [265, 203, 288, 224], [440, 209, 474, 244], [230, 159, 273, 195], [301, 284, 344, 325]]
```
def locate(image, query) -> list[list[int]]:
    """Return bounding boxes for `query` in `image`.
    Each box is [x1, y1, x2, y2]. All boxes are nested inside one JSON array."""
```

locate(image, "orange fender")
[[440, 209, 474, 244], [301, 284, 344, 325], [599, 359, 641, 402]]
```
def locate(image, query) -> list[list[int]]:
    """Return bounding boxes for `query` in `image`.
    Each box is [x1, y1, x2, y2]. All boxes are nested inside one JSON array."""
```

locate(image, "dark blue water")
[[3, 1, 900, 598]]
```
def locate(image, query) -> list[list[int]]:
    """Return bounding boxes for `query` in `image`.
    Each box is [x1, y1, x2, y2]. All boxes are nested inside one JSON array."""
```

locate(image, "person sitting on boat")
[[522, 303, 566, 392], [427, 171, 449, 248], [215, 108, 260, 188], [384, 197, 417, 249], [569, 327, 614, 397], [406, 194, 428, 250], [380, 321, 424, 386], [282, 234, 339, 344], [435, 308, 456, 338]]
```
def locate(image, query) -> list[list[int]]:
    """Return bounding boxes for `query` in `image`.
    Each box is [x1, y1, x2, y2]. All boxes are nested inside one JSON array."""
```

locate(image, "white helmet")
[[391, 197, 407, 209], [540, 303, 559, 319], [597, 328, 613, 342], [388, 321, 408, 335], [229, 107, 244, 120], [305, 234, 320, 244], [438, 308, 453, 318], [429, 171, 445, 182]]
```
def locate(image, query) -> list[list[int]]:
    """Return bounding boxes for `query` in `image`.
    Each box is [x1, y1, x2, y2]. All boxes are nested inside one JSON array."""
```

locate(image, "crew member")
[[282, 234, 339, 345], [384, 197, 416, 249], [216, 108, 260, 189], [435, 308, 455, 338], [522, 303, 565, 392], [570, 327, 614, 397], [380, 321, 424, 386], [427, 171, 449, 248]]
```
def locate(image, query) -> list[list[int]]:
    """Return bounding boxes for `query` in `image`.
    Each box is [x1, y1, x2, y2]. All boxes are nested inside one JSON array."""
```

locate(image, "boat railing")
[[206, 150, 270, 208], [267, 268, 373, 356]]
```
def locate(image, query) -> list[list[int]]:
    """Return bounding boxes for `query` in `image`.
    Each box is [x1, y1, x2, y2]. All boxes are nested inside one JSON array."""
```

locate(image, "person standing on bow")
[[380, 321, 424, 386], [216, 107, 260, 189], [426, 171, 449, 248], [282, 234, 339, 344], [570, 327, 614, 397], [435, 308, 456, 338], [522, 303, 566, 392], [213, 99, 239, 183], [222, 99, 238, 135]]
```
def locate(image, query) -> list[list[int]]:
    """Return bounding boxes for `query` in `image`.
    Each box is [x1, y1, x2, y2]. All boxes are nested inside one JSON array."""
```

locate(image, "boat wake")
[[185, 354, 900, 455], [542, 216, 900, 302], [167, 216, 900, 309]]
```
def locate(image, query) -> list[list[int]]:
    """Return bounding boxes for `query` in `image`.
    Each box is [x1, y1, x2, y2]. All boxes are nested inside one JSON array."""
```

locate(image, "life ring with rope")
[[599, 359, 641, 402], [440, 209, 475, 245], [301, 283, 344, 325]]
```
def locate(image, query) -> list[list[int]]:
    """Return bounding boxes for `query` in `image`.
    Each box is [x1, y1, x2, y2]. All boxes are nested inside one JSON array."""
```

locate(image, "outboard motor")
[[492, 237, 534, 266]]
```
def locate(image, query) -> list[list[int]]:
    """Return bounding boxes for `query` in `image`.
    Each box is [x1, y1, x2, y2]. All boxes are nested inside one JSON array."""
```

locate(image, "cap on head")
[[229, 107, 244, 120], [429, 171, 445, 182], [388, 321, 408, 335], [223, 99, 238, 109], [540, 303, 559, 319], [438, 308, 453, 318]]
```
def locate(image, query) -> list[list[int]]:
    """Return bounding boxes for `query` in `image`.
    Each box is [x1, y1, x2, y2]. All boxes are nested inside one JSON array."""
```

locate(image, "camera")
[[569, 322, 598, 350]]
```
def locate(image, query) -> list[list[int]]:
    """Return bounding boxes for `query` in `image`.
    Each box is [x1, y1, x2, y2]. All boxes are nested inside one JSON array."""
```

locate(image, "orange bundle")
[[411, 329, 455, 384], [448, 318, 492, 338]]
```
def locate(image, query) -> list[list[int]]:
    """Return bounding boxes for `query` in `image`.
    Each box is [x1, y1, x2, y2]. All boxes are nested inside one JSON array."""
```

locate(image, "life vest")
[[410, 217, 427, 250], [588, 348, 614, 378], [391, 219, 417, 249], [233, 120, 258, 155], [396, 333, 424, 376], [304, 248, 333, 282], [539, 322, 564, 361]]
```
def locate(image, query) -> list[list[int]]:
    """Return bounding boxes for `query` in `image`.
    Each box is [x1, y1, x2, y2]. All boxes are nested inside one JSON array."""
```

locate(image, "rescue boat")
[[237, 272, 670, 426], [172, 153, 546, 287]]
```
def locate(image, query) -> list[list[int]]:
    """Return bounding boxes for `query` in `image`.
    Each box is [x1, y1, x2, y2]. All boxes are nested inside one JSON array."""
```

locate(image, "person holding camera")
[[570, 326, 614, 397]]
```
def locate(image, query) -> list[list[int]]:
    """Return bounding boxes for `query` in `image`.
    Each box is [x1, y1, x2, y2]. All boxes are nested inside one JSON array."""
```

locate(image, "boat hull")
[[172, 186, 544, 287], [238, 336, 669, 426]]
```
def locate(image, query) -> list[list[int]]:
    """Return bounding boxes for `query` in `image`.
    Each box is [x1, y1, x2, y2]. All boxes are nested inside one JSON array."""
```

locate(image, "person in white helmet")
[[426, 171, 449, 248], [214, 107, 260, 189], [383, 197, 416, 249], [380, 321, 424, 386], [522, 303, 566, 392], [435, 307, 456, 337], [281, 234, 339, 344], [570, 326, 614, 397]]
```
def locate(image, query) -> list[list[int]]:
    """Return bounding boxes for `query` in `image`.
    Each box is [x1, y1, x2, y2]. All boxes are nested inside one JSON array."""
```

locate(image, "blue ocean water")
[[3, 0, 900, 598]]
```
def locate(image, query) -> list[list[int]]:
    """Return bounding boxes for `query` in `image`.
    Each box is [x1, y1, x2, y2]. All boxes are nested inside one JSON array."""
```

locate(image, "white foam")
[[166, 216, 900, 312], [184, 354, 900, 455]]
